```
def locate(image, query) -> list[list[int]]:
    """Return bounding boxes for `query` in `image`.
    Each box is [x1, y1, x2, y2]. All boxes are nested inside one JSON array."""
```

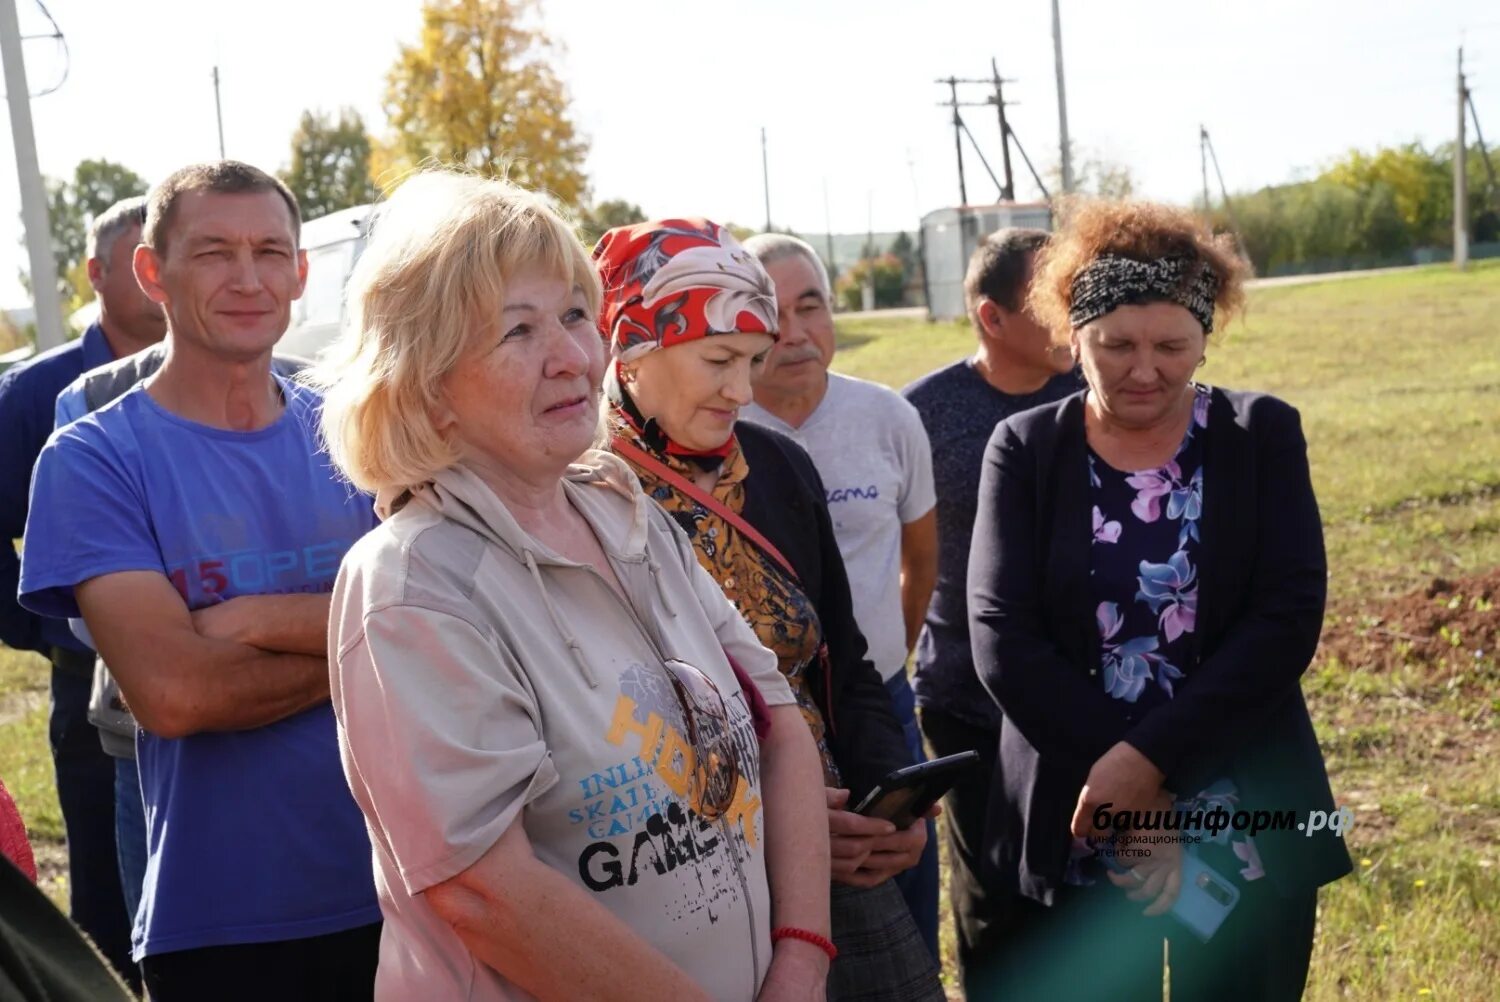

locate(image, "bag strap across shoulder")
[[611, 435, 800, 583]]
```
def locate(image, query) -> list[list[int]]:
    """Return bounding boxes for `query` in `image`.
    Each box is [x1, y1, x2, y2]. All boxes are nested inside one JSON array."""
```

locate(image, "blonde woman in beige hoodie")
[[313, 171, 833, 1002]]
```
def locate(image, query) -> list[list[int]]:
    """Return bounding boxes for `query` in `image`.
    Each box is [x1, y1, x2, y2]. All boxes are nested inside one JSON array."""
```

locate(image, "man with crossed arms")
[[21, 161, 379, 1001]]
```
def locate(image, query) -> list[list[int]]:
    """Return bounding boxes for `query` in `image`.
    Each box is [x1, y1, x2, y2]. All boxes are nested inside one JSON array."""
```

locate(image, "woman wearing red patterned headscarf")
[[596, 219, 945, 1001]]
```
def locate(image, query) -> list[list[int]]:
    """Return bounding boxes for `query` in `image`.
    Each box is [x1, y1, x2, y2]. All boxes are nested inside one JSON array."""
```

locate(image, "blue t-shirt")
[[902, 361, 1081, 729], [19, 376, 381, 959]]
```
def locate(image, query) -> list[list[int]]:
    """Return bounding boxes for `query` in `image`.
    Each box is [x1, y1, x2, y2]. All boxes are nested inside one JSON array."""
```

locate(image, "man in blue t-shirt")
[[0, 196, 166, 988], [20, 162, 381, 1001], [901, 228, 1081, 994]]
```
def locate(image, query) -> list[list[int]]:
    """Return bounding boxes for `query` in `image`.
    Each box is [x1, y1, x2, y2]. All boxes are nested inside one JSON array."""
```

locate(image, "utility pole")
[[761, 127, 772, 232], [1456, 48, 1469, 270], [1, 0, 65, 350], [1200, 125, 1212, 211], [941, 75, 1005, 203], [1199, 126, 1243, 251], [940, 72, 1051, 203], [1052, 0, 1074, 193], [863, 190, 876, 311], [822, 177, 836, 278], [941, 77, 969, 205], [990, 59, 1016, 201], [213, 66, 226, 159]]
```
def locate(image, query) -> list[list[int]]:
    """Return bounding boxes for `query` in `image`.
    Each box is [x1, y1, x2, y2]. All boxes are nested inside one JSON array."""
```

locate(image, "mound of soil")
[[1319, 569, 1500, 683]]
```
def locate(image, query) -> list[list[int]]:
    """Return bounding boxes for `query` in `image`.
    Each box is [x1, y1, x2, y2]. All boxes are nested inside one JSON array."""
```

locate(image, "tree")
[[835, 254, 905, 311], [0, 311, 21, 353], [1355, 182, 1413, 259], [890, 231, 923, 303], [22, 159, 148, 308], [1046, 145, 1136, 200], [279, 108, 379, 220], [1322, 143, 1450, 246], [577, 198, 645, 247], [384, 0, 589, 206]]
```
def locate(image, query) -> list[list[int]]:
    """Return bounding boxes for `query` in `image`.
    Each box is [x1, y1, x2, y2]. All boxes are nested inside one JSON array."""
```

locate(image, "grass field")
[[2, 261, 1496, 998], [833, 261, 1500, 1000]]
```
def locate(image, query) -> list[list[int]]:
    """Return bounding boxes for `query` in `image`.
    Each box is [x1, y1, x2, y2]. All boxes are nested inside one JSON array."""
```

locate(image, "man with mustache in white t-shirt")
[[739, 234, 941, 962]]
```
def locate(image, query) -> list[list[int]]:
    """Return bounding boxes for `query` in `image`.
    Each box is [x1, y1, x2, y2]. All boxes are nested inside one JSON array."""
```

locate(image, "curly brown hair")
[[1028, 197, 1250, 342]]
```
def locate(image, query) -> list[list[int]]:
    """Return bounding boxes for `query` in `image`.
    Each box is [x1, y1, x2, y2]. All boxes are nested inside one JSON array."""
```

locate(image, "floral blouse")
[[1067, 385, 1267, 887]]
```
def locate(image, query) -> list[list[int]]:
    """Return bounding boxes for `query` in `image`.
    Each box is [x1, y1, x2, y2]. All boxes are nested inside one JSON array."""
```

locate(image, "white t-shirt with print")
[[743, 372, 937, 681]]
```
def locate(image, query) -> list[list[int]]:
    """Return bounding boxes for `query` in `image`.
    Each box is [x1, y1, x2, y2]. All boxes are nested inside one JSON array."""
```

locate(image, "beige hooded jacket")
[[329, 451, 795, 1001]]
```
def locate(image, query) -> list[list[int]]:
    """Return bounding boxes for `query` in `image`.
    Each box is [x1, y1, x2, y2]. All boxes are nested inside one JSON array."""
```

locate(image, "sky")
[[4, 0, 1500, 309]]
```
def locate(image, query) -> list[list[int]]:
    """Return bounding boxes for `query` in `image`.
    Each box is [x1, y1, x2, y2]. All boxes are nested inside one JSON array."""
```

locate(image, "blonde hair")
[[1029, 197, 1249, 343], [313, 169, 601, 494]]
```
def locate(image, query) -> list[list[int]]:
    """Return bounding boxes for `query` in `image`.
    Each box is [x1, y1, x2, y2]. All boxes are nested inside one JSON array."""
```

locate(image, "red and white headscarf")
[[593, 218, 779, 361]]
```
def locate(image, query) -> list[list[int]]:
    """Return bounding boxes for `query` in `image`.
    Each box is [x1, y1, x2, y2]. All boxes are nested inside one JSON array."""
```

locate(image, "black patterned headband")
[[1068, 254, 1220, 333]]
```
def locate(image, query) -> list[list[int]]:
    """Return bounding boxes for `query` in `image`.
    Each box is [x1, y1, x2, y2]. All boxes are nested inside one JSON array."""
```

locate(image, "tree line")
[[1215, 142, 1499, 276]]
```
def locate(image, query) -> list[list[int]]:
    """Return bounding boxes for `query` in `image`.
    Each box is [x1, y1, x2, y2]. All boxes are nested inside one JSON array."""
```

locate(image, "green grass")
[[0, 645, 56, 837], [835, 261, 1500, 1000]]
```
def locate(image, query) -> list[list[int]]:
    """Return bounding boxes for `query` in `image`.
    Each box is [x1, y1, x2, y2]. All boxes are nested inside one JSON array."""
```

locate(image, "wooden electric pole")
[[941, 77, 969, 205], [213, 66, 226, 159], [1456, 48, 1469, 270], [1052, 0, 1074, 193], [990, 59, 1016, 201], [761, 127, 772, 232], [1200, 125, 1212, 211]]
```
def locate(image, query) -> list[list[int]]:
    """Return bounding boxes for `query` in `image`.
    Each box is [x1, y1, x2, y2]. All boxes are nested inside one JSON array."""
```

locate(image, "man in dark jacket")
[[902, 229, 1079, 986]]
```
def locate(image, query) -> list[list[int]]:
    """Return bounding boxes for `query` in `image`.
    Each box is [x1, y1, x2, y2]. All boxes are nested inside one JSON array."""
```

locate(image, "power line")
[[0, 0, 68, 99]]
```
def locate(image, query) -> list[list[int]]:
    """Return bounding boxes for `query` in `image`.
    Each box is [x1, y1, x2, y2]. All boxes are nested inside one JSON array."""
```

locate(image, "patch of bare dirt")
[[1320, 569, 1500, 692]]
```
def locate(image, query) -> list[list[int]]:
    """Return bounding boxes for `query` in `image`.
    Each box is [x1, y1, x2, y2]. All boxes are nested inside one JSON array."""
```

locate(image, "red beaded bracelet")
[[771, 926, 838, 961]]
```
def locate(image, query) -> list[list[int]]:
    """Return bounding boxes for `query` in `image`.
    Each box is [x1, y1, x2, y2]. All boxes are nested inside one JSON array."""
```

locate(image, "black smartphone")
[[851, 751, 982, 829]]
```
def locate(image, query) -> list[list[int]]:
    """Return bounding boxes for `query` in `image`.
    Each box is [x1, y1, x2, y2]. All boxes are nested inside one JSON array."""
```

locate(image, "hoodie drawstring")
[[524, 549, 599, 688], [645, 558, 679, 620]]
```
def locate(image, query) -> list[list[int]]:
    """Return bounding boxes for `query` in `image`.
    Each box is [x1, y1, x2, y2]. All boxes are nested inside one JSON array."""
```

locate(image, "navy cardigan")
[[968, 387, 1352, 904]]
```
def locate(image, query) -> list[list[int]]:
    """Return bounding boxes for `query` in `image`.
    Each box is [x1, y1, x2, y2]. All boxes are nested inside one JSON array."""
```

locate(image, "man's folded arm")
[[76, 571, 330, 739]]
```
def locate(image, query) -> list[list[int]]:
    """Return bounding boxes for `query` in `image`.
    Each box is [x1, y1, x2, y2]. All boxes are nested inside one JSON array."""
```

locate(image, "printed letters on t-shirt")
[[571, 663, 761, 902]]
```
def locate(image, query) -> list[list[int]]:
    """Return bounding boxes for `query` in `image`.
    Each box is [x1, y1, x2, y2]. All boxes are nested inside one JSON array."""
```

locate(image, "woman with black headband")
[[966, 199, 1351, 1000]]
